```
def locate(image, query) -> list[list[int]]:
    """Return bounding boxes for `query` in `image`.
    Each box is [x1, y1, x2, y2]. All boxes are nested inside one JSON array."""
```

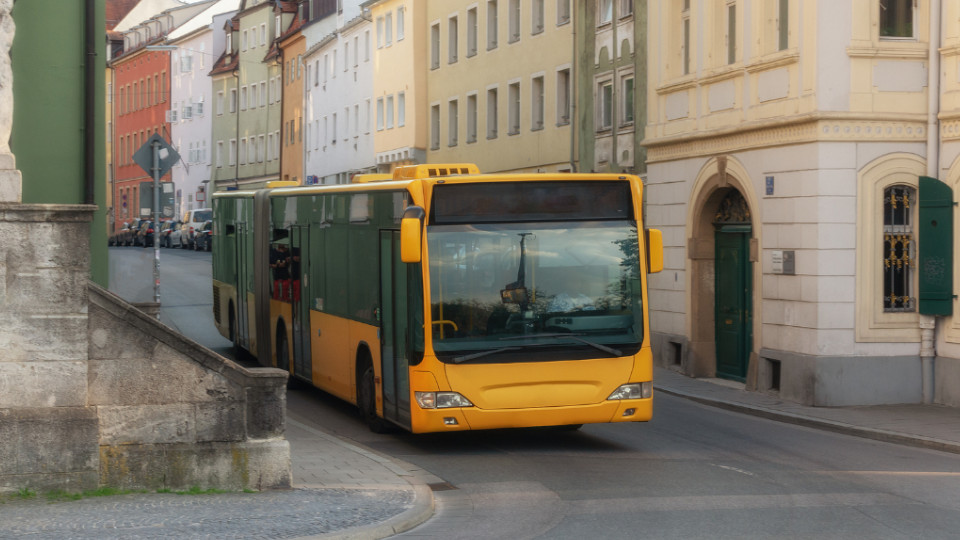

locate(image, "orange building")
[[278, 7, 305, 184]]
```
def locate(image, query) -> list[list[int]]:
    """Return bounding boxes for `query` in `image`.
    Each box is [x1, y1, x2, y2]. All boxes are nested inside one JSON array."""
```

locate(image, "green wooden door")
[[715, 226, 751, 381]]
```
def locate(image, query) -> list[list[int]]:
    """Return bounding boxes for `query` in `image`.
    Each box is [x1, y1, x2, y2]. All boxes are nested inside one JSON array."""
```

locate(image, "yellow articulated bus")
[[211, 164, 663, 433]]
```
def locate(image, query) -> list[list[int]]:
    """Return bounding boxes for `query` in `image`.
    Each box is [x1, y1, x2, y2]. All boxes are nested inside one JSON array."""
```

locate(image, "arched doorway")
[[713, 190, 752, 381]]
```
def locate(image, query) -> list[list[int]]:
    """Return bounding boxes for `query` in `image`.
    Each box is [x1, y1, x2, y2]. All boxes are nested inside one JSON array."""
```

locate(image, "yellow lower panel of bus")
[[308, 310, 379, 404], [411, 398, 652, 433], [443, 357, 635, 409]]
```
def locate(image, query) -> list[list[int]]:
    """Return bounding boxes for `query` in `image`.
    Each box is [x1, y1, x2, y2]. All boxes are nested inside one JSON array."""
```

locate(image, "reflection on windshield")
[[427, 221, 642, 361]]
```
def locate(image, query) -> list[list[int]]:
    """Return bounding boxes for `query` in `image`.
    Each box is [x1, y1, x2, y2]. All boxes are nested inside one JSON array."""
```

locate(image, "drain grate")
[[428, 482, 458, 492]]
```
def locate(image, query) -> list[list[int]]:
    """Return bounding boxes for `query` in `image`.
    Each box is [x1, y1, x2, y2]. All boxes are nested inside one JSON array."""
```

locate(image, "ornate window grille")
[[883, 185, 915, 312]]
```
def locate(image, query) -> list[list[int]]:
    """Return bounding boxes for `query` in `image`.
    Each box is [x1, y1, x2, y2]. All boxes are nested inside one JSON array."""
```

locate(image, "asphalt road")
[[109, 247, 960, 539]]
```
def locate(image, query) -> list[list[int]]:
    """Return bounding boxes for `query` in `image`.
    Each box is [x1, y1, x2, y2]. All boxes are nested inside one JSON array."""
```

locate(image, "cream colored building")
[[645, 0, 960, 407], [364, 0, 429, 172], [425, 0, 574, 173]]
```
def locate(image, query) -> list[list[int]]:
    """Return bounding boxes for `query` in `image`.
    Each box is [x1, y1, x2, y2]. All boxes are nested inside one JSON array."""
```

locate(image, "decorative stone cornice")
[[645, 115, 928, 164]]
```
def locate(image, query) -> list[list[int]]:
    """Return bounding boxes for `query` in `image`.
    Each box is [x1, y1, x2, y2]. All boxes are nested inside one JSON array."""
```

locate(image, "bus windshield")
[[427, 220, 643, 363]]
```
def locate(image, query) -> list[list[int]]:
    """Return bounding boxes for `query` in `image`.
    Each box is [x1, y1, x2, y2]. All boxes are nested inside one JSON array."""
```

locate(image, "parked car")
[[118, 218, 142, 246], [181, 208, 213, 249], [108, 224, 128, 246], [193, 220, 213, 252], [168, 220, 188, 248], [158, 220, 181, 248], [136, 220, 156, 247]]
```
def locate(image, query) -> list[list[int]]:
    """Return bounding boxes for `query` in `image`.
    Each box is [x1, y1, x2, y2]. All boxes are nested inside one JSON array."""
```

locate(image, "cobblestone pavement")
[[0, 487, 412, 540]]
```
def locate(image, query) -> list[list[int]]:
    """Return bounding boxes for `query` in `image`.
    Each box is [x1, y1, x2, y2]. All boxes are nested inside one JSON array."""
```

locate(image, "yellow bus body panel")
[[306, 310, 380, 405]]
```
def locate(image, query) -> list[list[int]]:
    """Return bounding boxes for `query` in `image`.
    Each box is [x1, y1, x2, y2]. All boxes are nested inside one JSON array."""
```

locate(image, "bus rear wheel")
[[358, 363, 389, 433]]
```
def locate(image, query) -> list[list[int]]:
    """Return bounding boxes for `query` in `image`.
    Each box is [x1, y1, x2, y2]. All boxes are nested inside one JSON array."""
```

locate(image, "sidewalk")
[[654, 366, 960, 455], [0, 414, 435, 540]]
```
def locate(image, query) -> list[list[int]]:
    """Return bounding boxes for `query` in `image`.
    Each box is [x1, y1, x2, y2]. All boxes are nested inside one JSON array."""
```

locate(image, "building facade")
[[279, 9, 306, 184], [645, 1, 960, 407], [425, 0, 574, 173]]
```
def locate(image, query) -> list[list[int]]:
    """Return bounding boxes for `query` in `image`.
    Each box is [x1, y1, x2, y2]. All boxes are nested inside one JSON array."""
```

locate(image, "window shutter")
[[919, 175, 955, 316]]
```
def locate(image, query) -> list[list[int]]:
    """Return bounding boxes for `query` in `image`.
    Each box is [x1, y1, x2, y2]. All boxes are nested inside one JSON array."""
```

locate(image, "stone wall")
[[89, 283, 291, 491], [0, 203, 291, 494]]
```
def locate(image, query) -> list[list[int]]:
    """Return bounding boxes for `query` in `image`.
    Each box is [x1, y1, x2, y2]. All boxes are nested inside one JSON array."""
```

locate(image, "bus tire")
[[358, 362, 389, 433]]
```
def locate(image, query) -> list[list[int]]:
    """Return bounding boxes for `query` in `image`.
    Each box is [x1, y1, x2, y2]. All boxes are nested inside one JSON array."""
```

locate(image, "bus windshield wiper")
[[499, 333, 624, 357], [452, 346, 522, 364]]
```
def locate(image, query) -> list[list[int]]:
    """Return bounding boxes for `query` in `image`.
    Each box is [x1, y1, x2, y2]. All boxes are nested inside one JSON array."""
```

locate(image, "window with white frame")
[[216, 141, 223, 167], [508, 81, 520, 134], [332, 113, 337, 143], [488, 0, 499, 49], [230, 88, 237, 113], [467, 7, 478, 57], [196, 97, 204, 117], [397, 6, 405, 41], [377, 97, 384, 130], [217, 91, 224, 115], [487, 87, 498, 139], [377, 16, 384, 47], [344, 42, 349, 71], [250, 85, 257, 109], [682, 0, 691, 75], [353, 36, 359, 66], [449, 16, 459, 63], [619, 0, 633, 18], [531, 75, 544, 130], [229, 139, 236, 165], [386, 95, 395, 129], [597, 79, 613, 130], [431, 23, 440, 69], [448, 99, 459, 146], [365, 99, 372, 133], [354, 104, 360, 135], [598, 0, 612, 25], [430, 104, 440, 149], [880, 0, 914, 39], [386, 12, 393, 45], [260, 23, 266, 46], [260, 81, 266, 106], [467, 93, 477, 143], [398, 92, 405, 127], [365, 30, 371, 60], [242, 29, 247, 51], [621, 75, 634, 125], [532, 0, 544, 34], [557, 0, 570, 24], [508, 0, 520, 43], [556, 68, 570, 125], [239, 137, 246, 164]]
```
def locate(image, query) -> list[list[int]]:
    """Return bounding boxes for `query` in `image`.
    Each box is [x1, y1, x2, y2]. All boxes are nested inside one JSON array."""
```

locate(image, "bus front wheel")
[[358, 363, 389, 433]]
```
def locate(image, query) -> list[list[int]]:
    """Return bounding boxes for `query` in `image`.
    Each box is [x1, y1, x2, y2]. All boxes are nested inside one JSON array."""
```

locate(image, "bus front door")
[[379, 230, 412, 429], [291, 225, 312, 383]]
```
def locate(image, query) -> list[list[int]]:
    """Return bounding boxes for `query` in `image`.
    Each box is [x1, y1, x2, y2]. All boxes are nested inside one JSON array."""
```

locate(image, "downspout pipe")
[[921, 0, 942, 404], [85, 0, 96, 205]]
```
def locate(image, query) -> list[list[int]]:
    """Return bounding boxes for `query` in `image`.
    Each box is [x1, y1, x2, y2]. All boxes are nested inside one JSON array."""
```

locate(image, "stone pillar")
[[0, 0, 20, 203]]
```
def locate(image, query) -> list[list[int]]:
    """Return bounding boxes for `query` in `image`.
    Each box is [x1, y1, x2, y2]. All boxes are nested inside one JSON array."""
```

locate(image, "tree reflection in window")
[[883, 185, 915, 312]]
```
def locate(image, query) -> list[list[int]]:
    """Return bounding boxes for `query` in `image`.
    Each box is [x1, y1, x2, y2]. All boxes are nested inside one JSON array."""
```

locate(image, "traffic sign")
[[132, 133, 180, 178]]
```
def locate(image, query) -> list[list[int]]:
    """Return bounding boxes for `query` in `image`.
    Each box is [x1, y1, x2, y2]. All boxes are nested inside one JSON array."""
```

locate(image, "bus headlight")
[[607, 382, 652, 400], [415, 391, 474, 409]]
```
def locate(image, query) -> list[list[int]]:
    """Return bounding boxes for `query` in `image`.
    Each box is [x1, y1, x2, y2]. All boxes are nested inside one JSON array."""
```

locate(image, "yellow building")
[[365, 0, 429, 173], [644, 1, 960, 408], [425, 0, 573, 173], [279, 9, 305, 184]]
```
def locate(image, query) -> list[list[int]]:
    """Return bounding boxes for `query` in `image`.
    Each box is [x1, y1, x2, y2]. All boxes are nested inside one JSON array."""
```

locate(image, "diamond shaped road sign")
[[133, 133, 180, 179]]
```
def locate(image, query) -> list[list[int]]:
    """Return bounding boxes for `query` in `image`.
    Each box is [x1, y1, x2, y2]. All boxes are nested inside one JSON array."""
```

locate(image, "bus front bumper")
[[410, 397, 652, 433]]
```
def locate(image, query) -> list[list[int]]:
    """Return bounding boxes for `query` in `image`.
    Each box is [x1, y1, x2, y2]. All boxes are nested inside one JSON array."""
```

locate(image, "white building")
[[168, 0, 240, 217], [304, 12, 376, 185]]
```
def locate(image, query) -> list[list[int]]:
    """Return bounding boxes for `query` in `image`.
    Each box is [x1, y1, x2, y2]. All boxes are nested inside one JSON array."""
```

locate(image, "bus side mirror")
[[401, 206, 426, 263], [645, 228, 664, 274]]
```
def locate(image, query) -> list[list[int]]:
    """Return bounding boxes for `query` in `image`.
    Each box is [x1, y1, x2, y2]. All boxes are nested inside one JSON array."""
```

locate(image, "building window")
[[508, 0, 520, 43], [377, 16, 384, 48], [449, 15, 459, 63], [487, 0, 499, 50], [217, 91, 224, 115], [239, 137, 246, 165], [386, 95, 395, 129], [467, 93, 478, 143], [727, 1, 737, 65], [250, 85, 257, 109], [260, 23, 266, 46], [386, 12, 393, 45], [619, 0, 633, 18], [260, 81, 267, 107], [467, 7, 478, 57], [531, 75, 544, 130], [557, 0, 570, 25], [448, 99, 459, 146], [240, 86, 247, 110], [259, 135, 265, 162], [532, 0, 544, 34], [778, 0, 789, 50], [598, 0, 612, 25], [621, 76, 634, 125], [597, 80, 613, 131], [431, 23, 440, 69], [353, 36, 359, 66], [880, 0, 914, 39], [397, 6, 405, 40], [377, 97, 384, 130], [682, 0, 691, 75], [242, 30, 248, 51], [398, 92, 406, 126], [556, 68, 570, 125], [430, 104, 441, 150], [508, 81, 520, 135], [487, 87, 498, 139], [883, 185, 916, 312]]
